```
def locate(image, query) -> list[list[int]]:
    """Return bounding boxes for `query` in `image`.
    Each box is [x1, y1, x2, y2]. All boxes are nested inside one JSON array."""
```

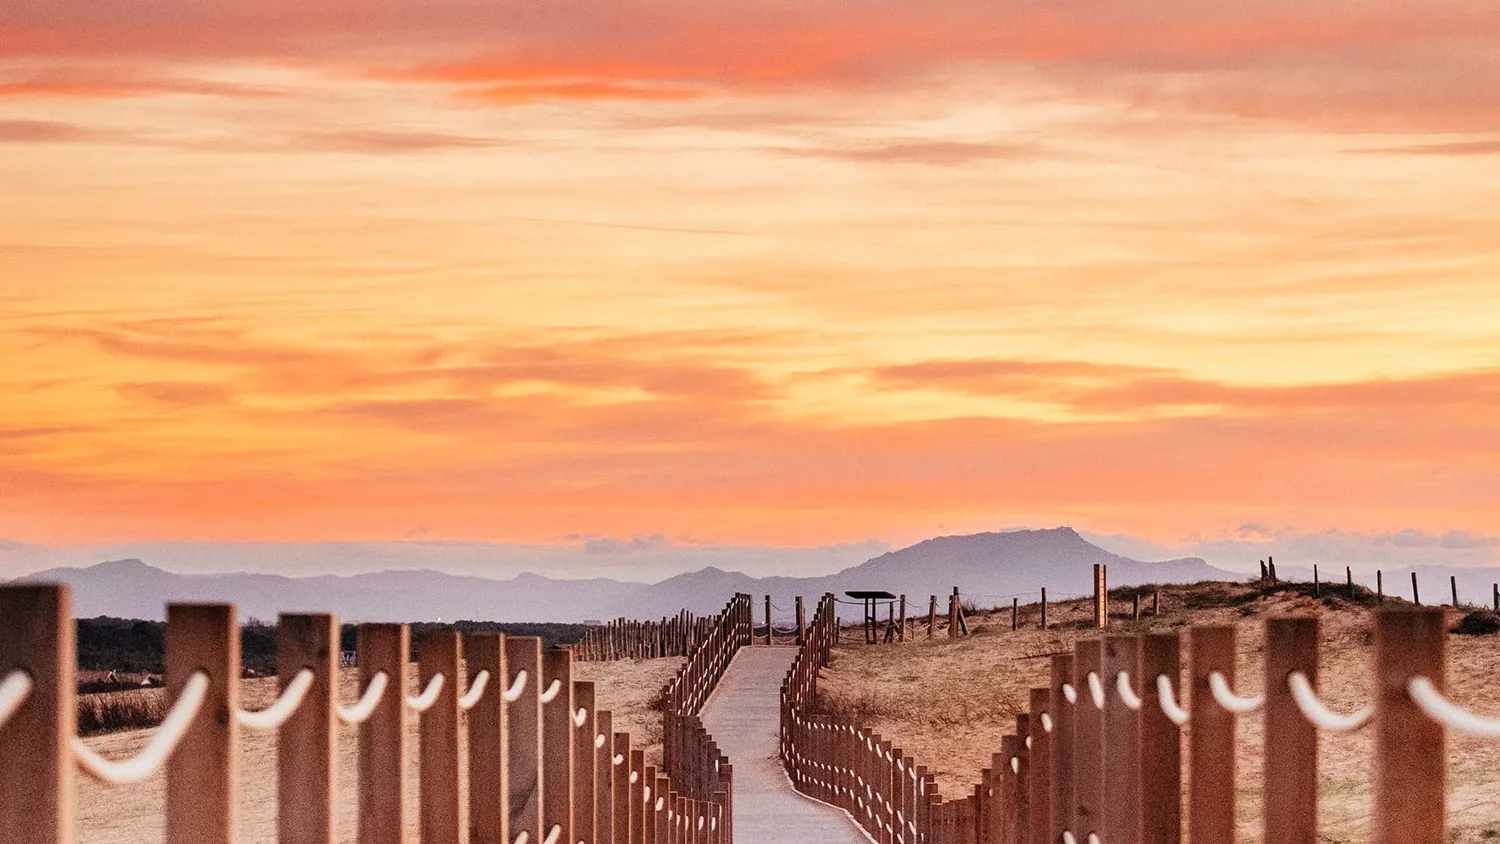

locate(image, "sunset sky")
[[3, 0, 1499, 570]]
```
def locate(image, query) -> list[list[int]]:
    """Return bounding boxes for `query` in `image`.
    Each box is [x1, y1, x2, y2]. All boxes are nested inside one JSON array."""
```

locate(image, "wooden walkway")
[[701, 647, 870, 844]]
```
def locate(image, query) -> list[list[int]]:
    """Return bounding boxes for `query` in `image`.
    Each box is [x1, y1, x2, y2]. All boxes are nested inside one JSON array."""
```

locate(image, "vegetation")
[[1452, 611, 1500, 636]]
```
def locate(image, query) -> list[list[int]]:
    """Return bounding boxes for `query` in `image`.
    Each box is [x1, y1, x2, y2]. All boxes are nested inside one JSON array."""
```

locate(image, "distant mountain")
[[13, 527, 1254, 622]]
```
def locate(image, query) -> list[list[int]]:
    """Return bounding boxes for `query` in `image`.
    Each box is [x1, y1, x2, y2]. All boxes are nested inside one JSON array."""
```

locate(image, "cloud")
[[771, 139, 1049, 166], [117, 381, 234, 407], [1352, 139, 1500, 156], [583, 533, 672, 554], [0, 119, 101, 143]]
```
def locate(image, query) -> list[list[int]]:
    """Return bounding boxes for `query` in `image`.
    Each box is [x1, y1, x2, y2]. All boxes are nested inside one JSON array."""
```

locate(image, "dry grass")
[[818, 582, 1500, 844], [77, 656, 680, 844]]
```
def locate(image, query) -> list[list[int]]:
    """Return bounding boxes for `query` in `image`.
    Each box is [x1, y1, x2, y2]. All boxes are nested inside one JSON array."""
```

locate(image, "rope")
[[73, 671, 209, 784], [1156, 675, 1190, 726], [1062, 683, 1077, 705], [1116, 672, 1142, 711], [337, 672, 390, 725], [503, 670, 528, 702], [0, 670, 32, 729], [239, 669, 314, 730], [595, 733, 606, 749], [1208, 672, 1263, 713], [1408, 677, 1500, 737], [1086, 672, 1106, 709], [459, 670, 491, 712], [542, 825, 562, 844], [1040, 712, 1054, 733], [538, 679, 563, 704], [1286, 672, 1372, 732], [573, 706, 588, 727], [408, 675, 445, 712]]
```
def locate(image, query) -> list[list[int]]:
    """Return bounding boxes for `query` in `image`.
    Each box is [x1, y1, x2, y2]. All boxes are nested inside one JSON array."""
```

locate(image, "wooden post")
[[0, 584, 74, 844], [1139, 634, 1181, 844], [1373, 609, 1445, 844], [1268, 556, 1277, 583], [1132, 592, 1140, 621], [1103, 635, 1141, 844], [631, 749, 647, 844], [1072, 639, 1104, 840], [796, 596, 806, 646], [1412, 571, 1420, 605], [420, 630, 463, 844], [1093, 564, 1109, 628], [595, 711, 614, 844], [1049, 654, 1075, 844], [1451, 575, 1459, 608], [1377, 570, 1384, 604], [507, 637, 544, 843], [1259, 560, 1268, 581], [899, 595, 907, 642], [1264, 617, 1318, 844], [1347, 566, 1354, 596], [277, 614, 337, 844], [1041, 588, 1048, 629], [948, 587, 959, 639], [929, 595, 938, 637], [765, 596, 772, 645], [466, 633, 507, 844], [1313, 565, 1320, 598], [576, 682, 598, 844], [1493, 583, 1498, 612], [543, 650, 575, 844], [164, 604, 238, 844], [1188, 627, 1235, 844], [1012, 597, 1019, 631], [1029, 687, 1052, 844], [613, 734, 632, 844], [1152, 588, 1161, 616]]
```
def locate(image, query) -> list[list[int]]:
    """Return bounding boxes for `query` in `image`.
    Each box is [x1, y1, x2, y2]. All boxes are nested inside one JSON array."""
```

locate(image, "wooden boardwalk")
[[701, 647, 870, 844]]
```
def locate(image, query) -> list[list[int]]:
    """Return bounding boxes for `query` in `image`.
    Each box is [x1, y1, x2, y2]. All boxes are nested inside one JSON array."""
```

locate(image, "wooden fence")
[[782, 591, 1477, 844], [576, 612, 716, 661], [0, 584, 747, 844]]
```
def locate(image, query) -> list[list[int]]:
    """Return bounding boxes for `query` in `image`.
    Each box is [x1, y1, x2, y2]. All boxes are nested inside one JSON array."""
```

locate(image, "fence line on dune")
[[779, 588, 1498, 844], [0, 585, 752, 844]]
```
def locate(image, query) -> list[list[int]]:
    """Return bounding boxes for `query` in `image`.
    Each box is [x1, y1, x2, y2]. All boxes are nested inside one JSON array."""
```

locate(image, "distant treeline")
[[77, 616, 591, 675]]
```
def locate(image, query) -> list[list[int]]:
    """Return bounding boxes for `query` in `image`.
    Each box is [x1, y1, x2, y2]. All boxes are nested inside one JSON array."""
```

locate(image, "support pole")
[[1373, 609, 1445, 844], [0, 585, 74, 844], [1041, 588, 1048, 630]]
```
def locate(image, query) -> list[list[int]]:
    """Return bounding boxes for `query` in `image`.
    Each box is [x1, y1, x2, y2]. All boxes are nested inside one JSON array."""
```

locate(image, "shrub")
[[78, 689, 166, 735], [1451, 611, 1500, 636]]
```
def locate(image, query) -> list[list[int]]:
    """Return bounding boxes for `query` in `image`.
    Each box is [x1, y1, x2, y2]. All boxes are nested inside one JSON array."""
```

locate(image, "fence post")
[[576, 682, 598, 844], [1451, 575, 1459, 608], [900, 595, 907, 642], [1048, 654, 1075, 844], [507, 637, 544, 843], [595, 711, 614, 843], [1103, 635, 1141, 844], [1373, 608, 1444, 844], [796, 597, 806, 646], [1139, 634, 1181, 844], [631, 749, 647, 844], [278, 613, 337, 844], [1412, 572, 1420, 605], [929, 596, 938, 638], [465, 632, 508, 844], [1132, 593, 1140, 621], [1012, 598, 1019, 632], [613, 733, 633, 844], [0, 585, 73, 844], [166, 604, 238, 844], [1028, 688, 1051, 844], [948, 588, 959, 639], [1377, 570, 1384, 604], [543, 649, 575, 844], [1188, 626, 1235, 844], [1347, 566, 1353, 597], [1313, 565, 1320, 598], [420, 630, 463, 844], [1072, 639, 1103, 842], [1040, 588, 1048, 630], [1264, 617, 1318, 844], [765, 596, 772, 646]]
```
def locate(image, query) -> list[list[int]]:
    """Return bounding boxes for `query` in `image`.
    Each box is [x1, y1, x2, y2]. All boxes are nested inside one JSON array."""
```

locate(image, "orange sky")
[[2, 0, 1499, 552]]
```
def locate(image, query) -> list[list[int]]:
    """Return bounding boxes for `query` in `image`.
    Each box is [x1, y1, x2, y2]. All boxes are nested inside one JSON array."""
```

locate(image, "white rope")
[[613, 754, 625, 765], [1087, 672, 1106, 709], [1040, 712, 1053, 733], [1062, 683, 1077, 705], [1156, 675, 1190, 726], [542, 824, 562, 844], [656, 797, 665, 810], [1010, 757, 1019, 774], [1208, 672, 1263, 713], [458, 670, 491, 711], [514, 832, 529, 844], [337, 672, 390, 724], [1116, 672, 1143, 711], [0, 670, 33, 729], [408, 675, 445, 713], [595, 733, 606, 749], [503, 670, 528, 703], [73, 672, 210, 784], [539, 679, 563, 704], [239, 669, 314, 730], [573, 707, 587, 727], [1287, 672, 1372, 732], [1409, 677, 1500, 737], [1062, 833, 1076, 844]]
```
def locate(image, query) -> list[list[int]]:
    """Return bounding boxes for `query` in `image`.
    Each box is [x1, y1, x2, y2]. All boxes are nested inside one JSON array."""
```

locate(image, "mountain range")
[[13, 527, 1498, 623]]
